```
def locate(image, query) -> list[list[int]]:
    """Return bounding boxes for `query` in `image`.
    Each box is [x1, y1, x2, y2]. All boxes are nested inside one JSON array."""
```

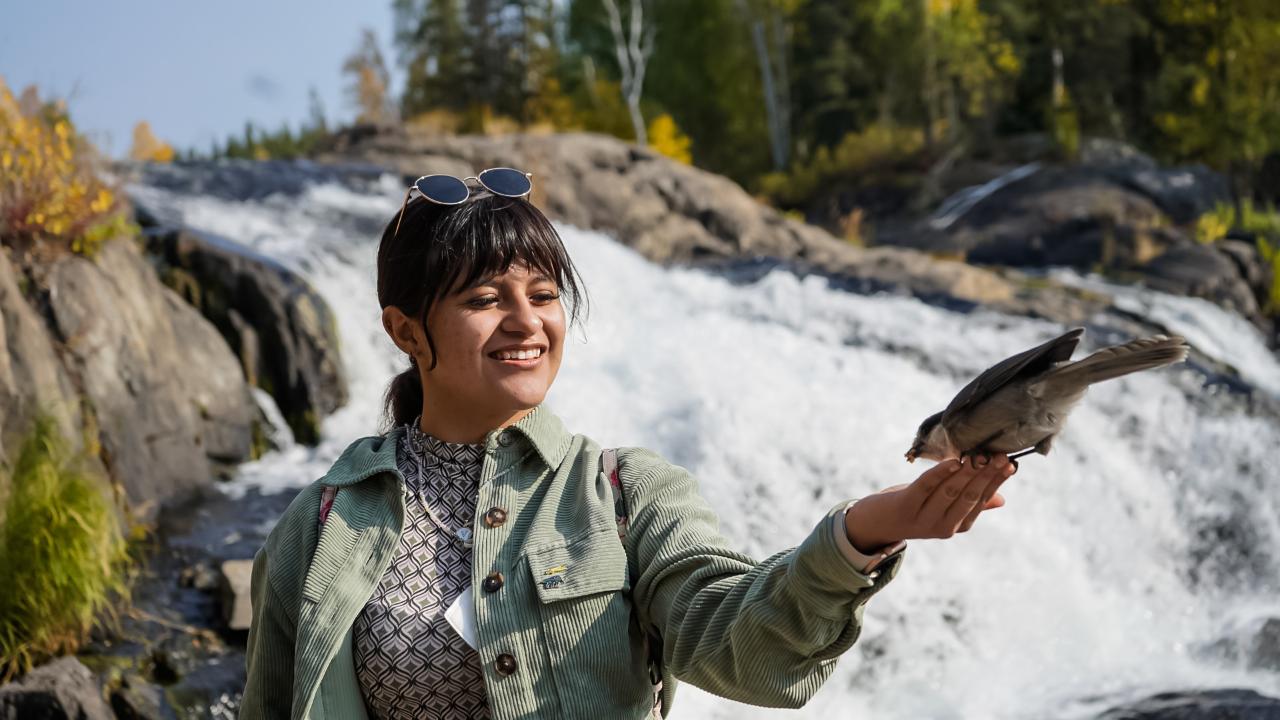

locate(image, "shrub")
[[648, 113, 692, 165], [0, 76, 136, 256], [757, 124, 925, 207], [0, 414, 131, 681]]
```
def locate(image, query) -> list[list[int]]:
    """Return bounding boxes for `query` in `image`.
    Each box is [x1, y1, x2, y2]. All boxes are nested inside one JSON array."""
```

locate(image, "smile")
[[488, 347, 545, 366]]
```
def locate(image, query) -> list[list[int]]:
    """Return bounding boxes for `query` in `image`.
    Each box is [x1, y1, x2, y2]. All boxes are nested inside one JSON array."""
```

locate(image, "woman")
[[241, 170, 1015, 720]]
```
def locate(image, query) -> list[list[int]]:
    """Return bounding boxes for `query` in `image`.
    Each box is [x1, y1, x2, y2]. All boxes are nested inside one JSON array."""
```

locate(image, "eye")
[[533, 291, 560, 303], [467, 295, 498, 308]]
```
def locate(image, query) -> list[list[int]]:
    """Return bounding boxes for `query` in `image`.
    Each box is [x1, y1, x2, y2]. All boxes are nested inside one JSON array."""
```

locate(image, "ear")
[[382, 306, 424, 358]]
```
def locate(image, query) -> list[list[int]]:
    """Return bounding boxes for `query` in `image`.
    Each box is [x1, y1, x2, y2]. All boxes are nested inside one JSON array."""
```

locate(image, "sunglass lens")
[[478, 168, 532, 198], [416, 175, 469, 204]]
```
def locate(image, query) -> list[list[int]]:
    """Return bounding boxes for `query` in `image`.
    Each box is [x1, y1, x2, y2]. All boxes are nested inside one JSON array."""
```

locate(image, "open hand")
[[845, 454, 1015, 553]]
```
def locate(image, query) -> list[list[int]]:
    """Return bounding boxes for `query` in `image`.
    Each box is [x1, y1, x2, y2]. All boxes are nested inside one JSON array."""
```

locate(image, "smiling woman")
[[240, 174, 1014, 720]]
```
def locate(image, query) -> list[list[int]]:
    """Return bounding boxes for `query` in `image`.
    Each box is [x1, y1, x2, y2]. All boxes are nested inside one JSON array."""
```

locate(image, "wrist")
[[845, 496, 899, 554]]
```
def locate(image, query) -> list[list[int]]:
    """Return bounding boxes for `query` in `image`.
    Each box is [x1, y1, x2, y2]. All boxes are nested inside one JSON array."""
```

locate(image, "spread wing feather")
[[940, 327, 1084, 425]]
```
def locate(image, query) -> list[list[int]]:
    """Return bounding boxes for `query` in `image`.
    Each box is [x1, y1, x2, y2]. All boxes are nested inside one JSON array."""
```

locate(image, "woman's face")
[[407, 261, 566, 420]]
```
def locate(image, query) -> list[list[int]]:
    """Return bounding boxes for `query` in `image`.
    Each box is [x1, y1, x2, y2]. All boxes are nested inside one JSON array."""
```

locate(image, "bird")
[[905, 327, 1190, 469]]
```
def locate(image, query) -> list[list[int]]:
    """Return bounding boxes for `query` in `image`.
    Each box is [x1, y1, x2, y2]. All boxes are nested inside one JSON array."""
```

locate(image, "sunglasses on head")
[[393, 167, 534, 237]]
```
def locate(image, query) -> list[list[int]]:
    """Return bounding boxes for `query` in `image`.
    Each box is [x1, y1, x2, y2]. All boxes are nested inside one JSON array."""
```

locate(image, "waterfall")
[[127, 162, 1280, 719]]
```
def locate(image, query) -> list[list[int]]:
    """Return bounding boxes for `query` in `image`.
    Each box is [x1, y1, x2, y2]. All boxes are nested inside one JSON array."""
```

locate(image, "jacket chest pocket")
[[526, 527, 653, 718]]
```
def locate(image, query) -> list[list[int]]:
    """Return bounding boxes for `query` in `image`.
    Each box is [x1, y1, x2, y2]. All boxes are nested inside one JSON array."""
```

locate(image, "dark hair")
[[377, 192, 589, 430]]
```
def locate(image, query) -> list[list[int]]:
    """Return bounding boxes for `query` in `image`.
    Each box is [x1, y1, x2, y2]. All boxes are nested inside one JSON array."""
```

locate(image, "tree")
[[342, 28, 396, 125], [736, 0, 795, 170], [601, 0, 655, 144], [128, 121, 174, 163]]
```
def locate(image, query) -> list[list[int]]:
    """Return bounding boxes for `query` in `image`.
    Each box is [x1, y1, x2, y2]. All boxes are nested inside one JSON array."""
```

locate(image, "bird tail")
[[1041, 334, 1189, 387]]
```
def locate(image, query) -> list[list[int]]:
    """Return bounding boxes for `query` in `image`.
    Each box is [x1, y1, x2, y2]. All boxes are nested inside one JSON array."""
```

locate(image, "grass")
[[0, 413, 131, 681]]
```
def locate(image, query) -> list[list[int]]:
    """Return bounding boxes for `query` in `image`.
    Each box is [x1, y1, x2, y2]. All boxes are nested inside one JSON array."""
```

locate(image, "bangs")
[[432, 196, 574, 302], [380, 192, 588, 329]]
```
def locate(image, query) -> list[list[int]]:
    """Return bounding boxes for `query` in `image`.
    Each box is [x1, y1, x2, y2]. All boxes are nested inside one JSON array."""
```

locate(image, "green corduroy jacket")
[[241, 404, 905, 720]]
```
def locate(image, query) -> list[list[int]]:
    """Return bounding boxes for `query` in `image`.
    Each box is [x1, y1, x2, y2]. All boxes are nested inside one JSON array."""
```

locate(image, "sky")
[[0, 1, 403, 159]]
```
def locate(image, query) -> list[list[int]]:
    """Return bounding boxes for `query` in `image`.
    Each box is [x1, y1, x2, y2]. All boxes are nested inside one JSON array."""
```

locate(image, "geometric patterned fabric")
[[352, 423, 492, 719]]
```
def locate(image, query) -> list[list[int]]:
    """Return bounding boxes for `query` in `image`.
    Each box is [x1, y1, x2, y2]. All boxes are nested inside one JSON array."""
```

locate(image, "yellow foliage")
[[647, 113, 692, 164], [128, 121, 175, 163], [405, 109, 465, 136], [758, 124, 924, 206], [1195, 206, 1231, 244], [0, 76, 136, 256]]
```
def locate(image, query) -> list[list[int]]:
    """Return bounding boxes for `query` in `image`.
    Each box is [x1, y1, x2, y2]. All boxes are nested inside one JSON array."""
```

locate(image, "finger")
[[958, 476, 1011, 532], [940, 462, 1002, 531], [916, 458, 981, 525], [905, 458, 966, 511]]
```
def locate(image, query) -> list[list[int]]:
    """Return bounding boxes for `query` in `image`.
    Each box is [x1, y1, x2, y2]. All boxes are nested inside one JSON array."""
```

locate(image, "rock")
[[1139, 243, 1263, 323], [47, 239, 258, 518], [938, 165, 1182, 269], [314, 127, 1106, 326], [0, 656, 114, 720], [219, 559, 254, 631], [178, 561, 220, 592], [141, 227, 346, 446], [0, 248, 88, 515], [1217, 236, 1276, 312], [1096, 688, 1280, 720], [1109, 163, 1233, 224], [1248, 617, 1280, 671], [109, 675, 170, 720]]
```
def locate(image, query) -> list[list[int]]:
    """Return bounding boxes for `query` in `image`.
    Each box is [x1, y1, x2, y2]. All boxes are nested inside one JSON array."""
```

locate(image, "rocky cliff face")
[[313, 128, 1138, 330], [0, 237, 258, 521]]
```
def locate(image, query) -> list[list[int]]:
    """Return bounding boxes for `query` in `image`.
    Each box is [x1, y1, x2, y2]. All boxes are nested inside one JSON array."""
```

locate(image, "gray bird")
[[905, 327, 1190, 467]]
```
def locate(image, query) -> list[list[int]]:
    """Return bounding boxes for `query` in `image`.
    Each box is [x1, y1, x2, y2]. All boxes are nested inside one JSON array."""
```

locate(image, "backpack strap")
[[602, 448, 628, 539], [318, 485, 338, 529], [602, 447, 665, 717]]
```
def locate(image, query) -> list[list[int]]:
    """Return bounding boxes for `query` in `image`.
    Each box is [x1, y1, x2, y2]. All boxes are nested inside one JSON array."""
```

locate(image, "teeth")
[[495, 349, 541, 360]]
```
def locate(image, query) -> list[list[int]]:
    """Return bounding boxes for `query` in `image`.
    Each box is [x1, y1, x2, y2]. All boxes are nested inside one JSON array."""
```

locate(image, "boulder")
[[1109, 163, 1233, 224], [47, 239, 257, 517], [219, 559, 254, 631], [940, 165, 1182, 269], [0, 656, 113, 720], [141, 227, 346, 446], [1139, 243, 1263, 323]]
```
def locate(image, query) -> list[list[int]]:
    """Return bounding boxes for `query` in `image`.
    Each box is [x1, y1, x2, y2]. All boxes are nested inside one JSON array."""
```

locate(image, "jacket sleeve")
[[240, 542, 296, 719], [618, 446, 905, 709], [241, 482, 325, 719]]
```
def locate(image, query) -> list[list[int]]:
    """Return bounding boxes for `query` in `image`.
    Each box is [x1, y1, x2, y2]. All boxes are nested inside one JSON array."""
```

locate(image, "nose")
[[500, 294, 543, 335]]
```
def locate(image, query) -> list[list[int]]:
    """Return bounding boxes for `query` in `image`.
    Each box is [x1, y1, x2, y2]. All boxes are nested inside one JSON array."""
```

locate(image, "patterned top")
[[352, 423, 491, 719]]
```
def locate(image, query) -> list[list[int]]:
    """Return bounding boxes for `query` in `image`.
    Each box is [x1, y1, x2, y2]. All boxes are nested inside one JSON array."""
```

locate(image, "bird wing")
[[940, 327, 1084, 426]]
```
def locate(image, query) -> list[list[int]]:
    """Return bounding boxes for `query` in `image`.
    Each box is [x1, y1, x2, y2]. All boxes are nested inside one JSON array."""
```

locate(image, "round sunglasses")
[[393, 167, 534, 237]]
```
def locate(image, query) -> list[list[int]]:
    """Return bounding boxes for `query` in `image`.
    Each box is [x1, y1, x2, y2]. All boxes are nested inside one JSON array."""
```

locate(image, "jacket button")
[[483, 571, 504, 593], [494, 653, 518, 676], [484, 506, 508, 528], [498, 429, 515, 447]]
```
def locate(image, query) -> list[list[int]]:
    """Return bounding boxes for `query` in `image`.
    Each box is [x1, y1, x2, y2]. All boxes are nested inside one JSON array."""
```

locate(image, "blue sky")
[[0, 1, 402, 158]]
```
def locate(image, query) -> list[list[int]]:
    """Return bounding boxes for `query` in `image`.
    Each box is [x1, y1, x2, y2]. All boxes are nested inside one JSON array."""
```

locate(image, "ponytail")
[[384, 359, 424, 431]]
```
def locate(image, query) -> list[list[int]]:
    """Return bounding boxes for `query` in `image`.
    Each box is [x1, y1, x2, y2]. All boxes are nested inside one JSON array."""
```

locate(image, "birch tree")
[[601, 0, 655, 145]]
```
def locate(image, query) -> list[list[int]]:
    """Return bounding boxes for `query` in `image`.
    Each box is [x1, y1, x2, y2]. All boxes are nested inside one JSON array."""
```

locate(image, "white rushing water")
[[128, 167, 1280, 719]]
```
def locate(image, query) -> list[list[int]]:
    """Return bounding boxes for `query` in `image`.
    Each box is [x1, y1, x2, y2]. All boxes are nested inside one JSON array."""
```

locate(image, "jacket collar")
[[320, 403, 573, 487]]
